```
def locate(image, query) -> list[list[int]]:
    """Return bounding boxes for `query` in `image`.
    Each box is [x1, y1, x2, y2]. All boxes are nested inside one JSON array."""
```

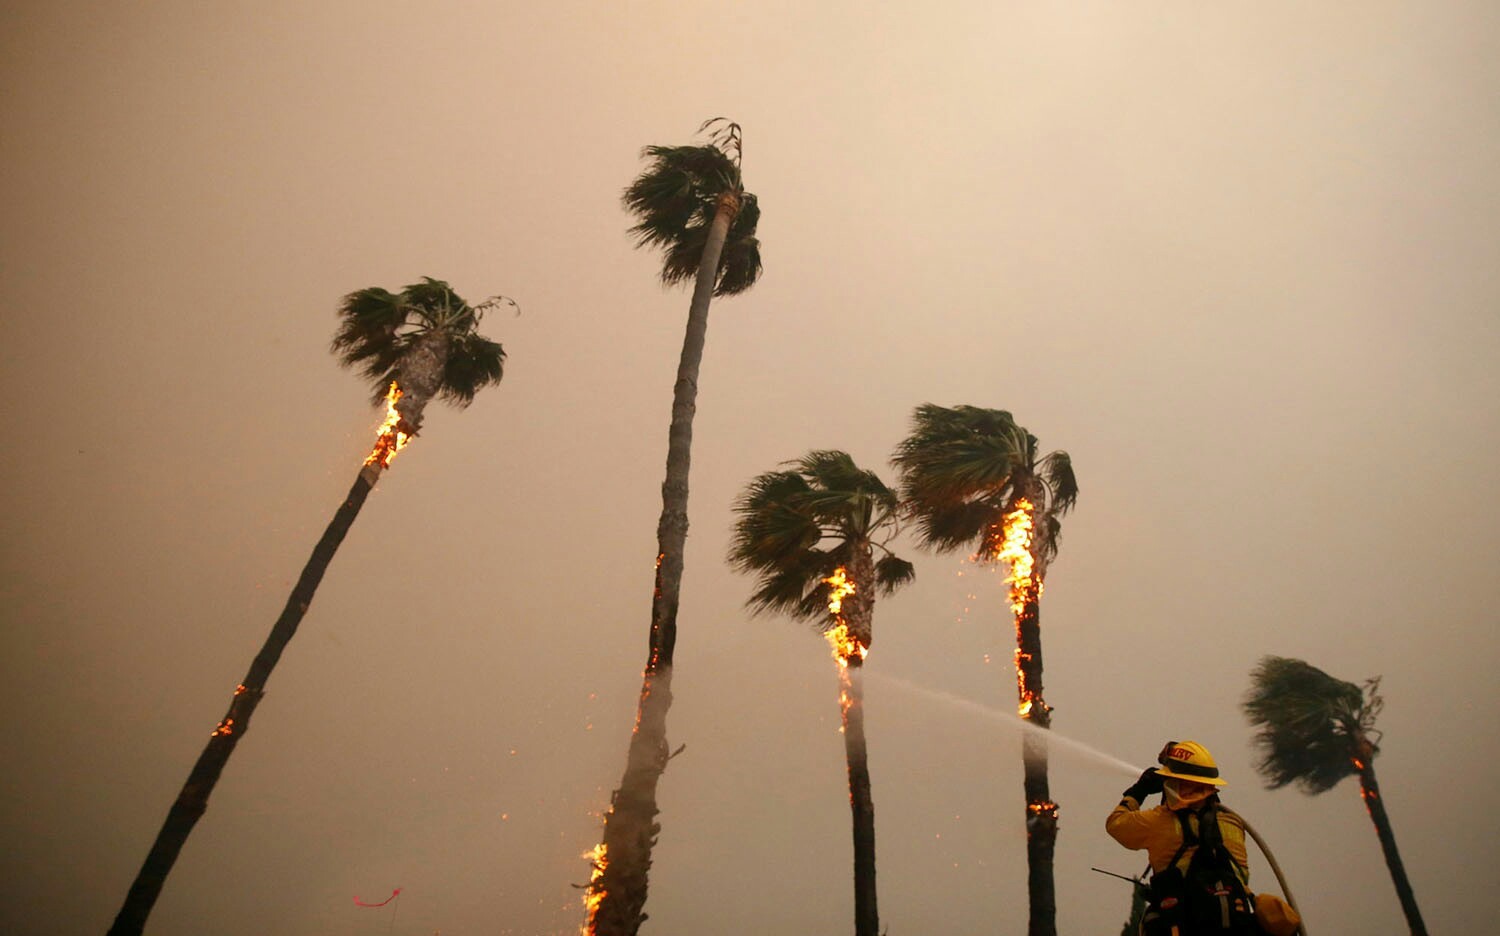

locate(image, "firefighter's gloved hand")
[[1123, 768, 1164, 802]]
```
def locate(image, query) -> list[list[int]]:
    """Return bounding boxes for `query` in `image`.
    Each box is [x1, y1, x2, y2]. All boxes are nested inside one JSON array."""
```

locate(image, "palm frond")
[[910, 497, 1004, 554], [1041, 450, 1079, 516], [398, 277, 468, 325], [715, 194, 762, 295], [729, 470, 821, 574], [729, 450, 912, 622], [874, 555, 916, 595], [332, 278, 507, 407], [699, 117, 744, 167], [438, 332, 506, 406], [623, 131, 761, 296], [653, 192, 762, 294], [1244, 656, 1371, 794], [658, 224, 715, 288], [1037, 512, 1063, 568], [894, 404, 1075, 565], [894, 404, 1030, 508], [332, 286, 404, 365], [622, 144, 737, 250], [743, 549, 837, 621]]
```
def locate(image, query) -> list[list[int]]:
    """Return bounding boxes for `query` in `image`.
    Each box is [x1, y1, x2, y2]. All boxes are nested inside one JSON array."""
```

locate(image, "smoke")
[[866, 672, 1143, 778]]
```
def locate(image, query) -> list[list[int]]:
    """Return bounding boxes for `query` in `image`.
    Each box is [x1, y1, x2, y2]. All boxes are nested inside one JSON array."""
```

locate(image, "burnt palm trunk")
[[840, 661, 878, 936], [1011, 485, 1055, 936], [1357, 753, 1427, 935], [1018, 589, 1056, 936], [108, 460, 386, 936], [840, 545, 879, 936], [590, 190, 739, 936]]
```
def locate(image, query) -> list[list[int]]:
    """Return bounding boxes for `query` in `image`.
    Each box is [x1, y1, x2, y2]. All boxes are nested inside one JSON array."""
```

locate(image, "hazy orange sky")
[[3, 2, 1497, 934]]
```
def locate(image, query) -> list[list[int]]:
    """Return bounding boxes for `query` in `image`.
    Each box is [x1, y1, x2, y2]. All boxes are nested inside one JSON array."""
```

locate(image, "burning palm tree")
[[728, 450, 914, 936], [1244, 655, 1428, 935], [108, 279, 508, 936], [585, 120, 762, 936], [892, 404, 1076, 936]]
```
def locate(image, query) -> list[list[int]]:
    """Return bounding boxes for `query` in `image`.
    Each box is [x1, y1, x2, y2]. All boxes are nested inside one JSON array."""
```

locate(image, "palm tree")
[[728, 451, 914, 936], [108, 279, 508, 936], [585, 120, 762, 936], [1244, 655, 1428, 935], [892, 404, 1077, 936]]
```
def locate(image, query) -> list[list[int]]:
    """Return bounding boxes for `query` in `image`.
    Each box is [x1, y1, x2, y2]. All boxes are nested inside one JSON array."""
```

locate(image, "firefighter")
[[1106, 740, 1257, 934]]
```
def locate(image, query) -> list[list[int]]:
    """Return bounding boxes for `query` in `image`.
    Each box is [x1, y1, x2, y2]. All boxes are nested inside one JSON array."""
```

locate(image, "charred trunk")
[[1357, 755, 1427, 935], [1019, 591, 1057, 936], [839, 544, 879, 936], [108, 465, 383, 936], [1010, 483, 1056, 936], [589, 191, 738, 936], [841, 661, 879, 936]]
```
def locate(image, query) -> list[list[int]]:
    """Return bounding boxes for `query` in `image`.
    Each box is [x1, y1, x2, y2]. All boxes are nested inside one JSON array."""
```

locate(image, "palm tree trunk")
[[589, 190, 739, 936], [840, 546, 879, 936], [840, 661, 879, 936], [1357, 761, 1427, 935], [1018, 589, 1057, 936], [108, 461, 385, 936], [1002, 486, 1057, 936], [394, 331, 449, 435]]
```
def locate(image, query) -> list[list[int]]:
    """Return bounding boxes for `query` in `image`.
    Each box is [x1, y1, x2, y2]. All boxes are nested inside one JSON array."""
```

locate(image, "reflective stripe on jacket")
[[1105, 796, 1250, 883]]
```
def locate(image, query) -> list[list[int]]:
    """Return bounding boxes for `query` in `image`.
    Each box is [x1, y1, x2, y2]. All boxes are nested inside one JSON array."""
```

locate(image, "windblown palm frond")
[[1244, 655, 1376, 794], [332, 278, 507, 405], [893, 403, 1077, 556], [1041, 451, 1079, 514], [623, 137, 762, 295], [729, 450, 910, 624], [873, 555, 917, 594], [440, 332, 506, 406]]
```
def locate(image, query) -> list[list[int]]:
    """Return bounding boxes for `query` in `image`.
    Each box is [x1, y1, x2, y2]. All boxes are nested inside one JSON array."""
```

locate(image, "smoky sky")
[[3, 2, 1498, 934]]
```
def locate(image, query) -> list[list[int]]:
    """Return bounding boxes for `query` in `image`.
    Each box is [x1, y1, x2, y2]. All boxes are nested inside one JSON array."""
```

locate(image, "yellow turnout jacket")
[[1105, 796, 1251, 884]]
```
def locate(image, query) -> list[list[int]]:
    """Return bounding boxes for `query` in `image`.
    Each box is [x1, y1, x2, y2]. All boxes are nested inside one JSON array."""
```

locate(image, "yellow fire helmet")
[[1155, 740, 1228, 787]]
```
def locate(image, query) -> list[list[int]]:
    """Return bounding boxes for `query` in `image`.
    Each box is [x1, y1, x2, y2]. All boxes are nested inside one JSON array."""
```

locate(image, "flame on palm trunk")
[[822, 568, 866, 740], [365, 381, 413, 468], [822, 568, 866, 667], [580, 842, 608, 934], [993, 500, 1044, 718]]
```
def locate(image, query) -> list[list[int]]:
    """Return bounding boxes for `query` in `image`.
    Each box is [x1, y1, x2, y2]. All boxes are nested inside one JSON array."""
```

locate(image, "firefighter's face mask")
[[1163, 777, 1215, 809]]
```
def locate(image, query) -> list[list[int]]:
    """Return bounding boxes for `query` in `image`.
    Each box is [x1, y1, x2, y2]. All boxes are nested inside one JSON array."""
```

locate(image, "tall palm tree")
[[585, 120, 762, 936], [1244, 655, 1428, 935], [892, 404, 1077, 936], [108, 279, 508, 936], [728, 451, 914, 936]]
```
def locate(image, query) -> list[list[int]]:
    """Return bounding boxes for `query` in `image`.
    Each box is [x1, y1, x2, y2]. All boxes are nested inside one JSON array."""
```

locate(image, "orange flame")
[[995, 500, 1035, 616], [825, 567, 856, 616], [822, 569, 867, 666], [1026, 799, 1060, 833], [581, 842, 608, 933], [365, 381, 412, 469], [994, 500, 1047, 719]]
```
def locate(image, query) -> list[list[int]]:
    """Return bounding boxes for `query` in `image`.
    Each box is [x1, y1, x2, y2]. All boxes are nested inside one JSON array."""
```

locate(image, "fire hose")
[[1222, 807, 1307, 936]]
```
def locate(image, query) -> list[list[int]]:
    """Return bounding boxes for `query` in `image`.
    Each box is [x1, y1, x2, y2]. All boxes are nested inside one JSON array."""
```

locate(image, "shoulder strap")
[[1166, 809, 1196, 871]]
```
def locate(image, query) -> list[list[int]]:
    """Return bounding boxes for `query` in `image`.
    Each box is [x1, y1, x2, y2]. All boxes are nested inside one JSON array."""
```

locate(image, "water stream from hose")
[[867, 671, 1142, 778]]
